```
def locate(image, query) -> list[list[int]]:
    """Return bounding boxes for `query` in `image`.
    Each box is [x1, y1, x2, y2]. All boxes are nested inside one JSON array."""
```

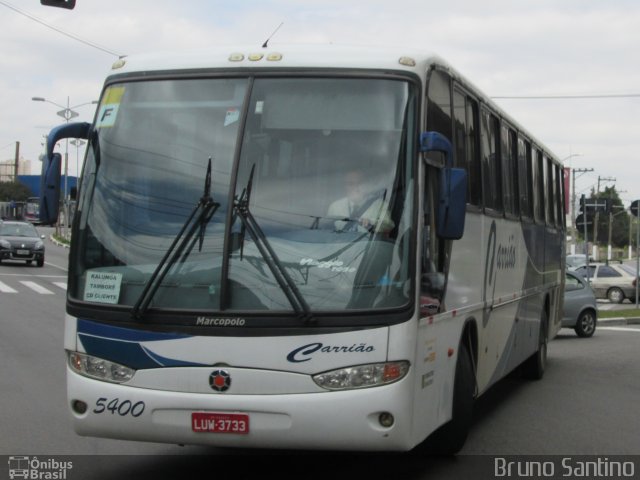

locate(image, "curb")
[[598, 317, 640, 326], [48, 234, 70, 249]]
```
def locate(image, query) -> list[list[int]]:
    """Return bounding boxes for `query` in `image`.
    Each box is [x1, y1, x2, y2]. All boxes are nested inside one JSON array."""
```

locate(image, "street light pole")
[[32, 96, 97, 237], [562, 153, 584, 254]]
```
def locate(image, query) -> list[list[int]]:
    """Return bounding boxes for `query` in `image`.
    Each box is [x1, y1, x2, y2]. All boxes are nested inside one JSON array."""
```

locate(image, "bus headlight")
[[67, 351, 135, 383], [313, 361, 409, 390]]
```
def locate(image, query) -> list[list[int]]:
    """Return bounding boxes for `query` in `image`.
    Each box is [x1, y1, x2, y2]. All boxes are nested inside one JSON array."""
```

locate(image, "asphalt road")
[[1, 230, 639, 480]]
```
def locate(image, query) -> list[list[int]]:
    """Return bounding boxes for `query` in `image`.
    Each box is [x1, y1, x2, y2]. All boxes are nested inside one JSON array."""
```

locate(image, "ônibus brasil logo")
[[8, 456, 73, 479]]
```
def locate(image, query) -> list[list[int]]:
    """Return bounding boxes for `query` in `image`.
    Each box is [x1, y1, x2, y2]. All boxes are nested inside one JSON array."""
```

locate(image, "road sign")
[[575, 214, 591, 228], [57, 109, 79, 120]]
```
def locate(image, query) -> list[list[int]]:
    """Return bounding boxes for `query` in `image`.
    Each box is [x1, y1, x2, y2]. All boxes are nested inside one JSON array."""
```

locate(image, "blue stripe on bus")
[[77, 318, 202, 369], [78, 318, 191, 342]]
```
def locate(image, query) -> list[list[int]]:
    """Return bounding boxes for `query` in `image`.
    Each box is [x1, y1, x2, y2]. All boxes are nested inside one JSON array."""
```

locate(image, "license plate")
[[191, 412, 249, 434], [16, 249, 30, 255]]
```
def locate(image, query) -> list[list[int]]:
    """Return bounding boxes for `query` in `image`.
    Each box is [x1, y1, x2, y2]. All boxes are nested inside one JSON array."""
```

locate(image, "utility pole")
[[594, 176, 615, 260], [608, 206, 625, 260], [597, 176, 615, 194], [572, 168, 593, 250], [14, 141, 20, 181]]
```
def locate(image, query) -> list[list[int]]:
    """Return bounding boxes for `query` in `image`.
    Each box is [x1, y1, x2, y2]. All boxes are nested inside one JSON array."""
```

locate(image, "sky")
[[1, 0, 640, 208]]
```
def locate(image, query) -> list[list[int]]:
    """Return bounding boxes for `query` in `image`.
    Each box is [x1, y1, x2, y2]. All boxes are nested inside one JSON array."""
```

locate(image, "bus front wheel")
[[522, 310, 548, 380], [421, 342, 475, 455]]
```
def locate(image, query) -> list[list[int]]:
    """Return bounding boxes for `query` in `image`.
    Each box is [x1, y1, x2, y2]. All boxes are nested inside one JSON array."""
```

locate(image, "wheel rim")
[[608, 288, 623, 303], [580, 313, 596, 335]]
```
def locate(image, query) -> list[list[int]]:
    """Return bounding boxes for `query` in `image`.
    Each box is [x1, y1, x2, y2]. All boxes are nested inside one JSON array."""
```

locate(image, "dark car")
[[562, 270, 597, 337], [0, 221, 46, 267]]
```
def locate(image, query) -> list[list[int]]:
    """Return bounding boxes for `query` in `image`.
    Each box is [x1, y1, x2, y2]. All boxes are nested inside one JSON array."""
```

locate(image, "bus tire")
[[423, 342, 474, 455], [522, 310, 548, 380]]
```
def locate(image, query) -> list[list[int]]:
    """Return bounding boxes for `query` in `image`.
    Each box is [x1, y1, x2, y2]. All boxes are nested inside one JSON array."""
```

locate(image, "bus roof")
[[106, 43, 561, 165], [108, 44, 441, 77]]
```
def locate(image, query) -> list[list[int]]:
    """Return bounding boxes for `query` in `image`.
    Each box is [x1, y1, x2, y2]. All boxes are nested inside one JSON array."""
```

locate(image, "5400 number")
[[93, 397, 145, 417]]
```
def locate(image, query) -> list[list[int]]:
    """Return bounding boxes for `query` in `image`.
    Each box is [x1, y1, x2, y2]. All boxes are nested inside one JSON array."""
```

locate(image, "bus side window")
[[453, 88, 480, 206], [501, 125, 519, 217], [518, 137, 533, 219], [531, 148, 543, 223], [481, 110, 502, 213], [425, 69, 452, 173], [420, 167, 445, 315]]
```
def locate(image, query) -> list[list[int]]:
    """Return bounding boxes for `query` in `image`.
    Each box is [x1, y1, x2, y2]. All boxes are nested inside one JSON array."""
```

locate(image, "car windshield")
[[69, 76, 416, 318], [0, 223, 38, 237], [619, 264, 638, 276], [566, 255, 586, 267]]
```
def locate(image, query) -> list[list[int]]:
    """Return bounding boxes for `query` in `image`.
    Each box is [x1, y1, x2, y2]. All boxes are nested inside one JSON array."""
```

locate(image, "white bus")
[[42, 45, 565, 454]]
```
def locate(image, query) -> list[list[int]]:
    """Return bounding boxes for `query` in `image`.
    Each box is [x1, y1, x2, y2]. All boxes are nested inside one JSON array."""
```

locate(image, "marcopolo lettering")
[[287, 342, 375, 363], [196, 317, 246, 327]]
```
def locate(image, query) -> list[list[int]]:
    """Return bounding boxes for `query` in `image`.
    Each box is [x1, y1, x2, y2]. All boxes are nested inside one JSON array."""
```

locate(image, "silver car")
[[562, 270, 597, 337], [574, 262, 638, 303]]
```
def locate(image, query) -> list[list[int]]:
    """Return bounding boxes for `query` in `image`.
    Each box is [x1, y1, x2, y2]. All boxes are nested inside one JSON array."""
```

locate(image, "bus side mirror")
[[39, 153, 61, 225], [420, 131, 467, 240], [39, 122, 91, 225]]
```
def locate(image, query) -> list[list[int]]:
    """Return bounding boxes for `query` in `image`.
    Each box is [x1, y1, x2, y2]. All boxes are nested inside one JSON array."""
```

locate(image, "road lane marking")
[[44, 261, 68, 272], [53, 282, 67, 290], [0, 273, 66, 278], [0, 281, 18, 293], [19, 281, 54, 295], [599, 327, 640, 333]]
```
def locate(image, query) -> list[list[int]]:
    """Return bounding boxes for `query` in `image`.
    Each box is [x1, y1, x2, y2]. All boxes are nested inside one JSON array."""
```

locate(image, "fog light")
[[72, 399, 88, 414], [379, 412, 394, 428]]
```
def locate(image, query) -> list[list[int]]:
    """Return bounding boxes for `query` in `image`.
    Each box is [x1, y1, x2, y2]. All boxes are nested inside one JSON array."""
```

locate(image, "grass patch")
[[52, 233, 70, 246], [598, 308, 640, 319]]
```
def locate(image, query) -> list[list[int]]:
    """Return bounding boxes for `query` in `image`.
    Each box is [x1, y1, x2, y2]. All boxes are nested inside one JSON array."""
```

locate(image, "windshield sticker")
[[96, 86, 125, 129], [224, 108, 240, 126], [84, 271, 122, 304], [299, 258, 356, 273]]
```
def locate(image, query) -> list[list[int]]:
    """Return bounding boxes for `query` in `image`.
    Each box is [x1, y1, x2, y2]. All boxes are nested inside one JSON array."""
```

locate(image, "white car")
[[573, 262, 639, 303], [566, 254, 588, 270]]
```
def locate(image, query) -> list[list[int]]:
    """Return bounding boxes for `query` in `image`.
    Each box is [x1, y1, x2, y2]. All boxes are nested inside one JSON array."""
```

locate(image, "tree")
[[581, 186, 630, 248], [0, 181, 33, 202]]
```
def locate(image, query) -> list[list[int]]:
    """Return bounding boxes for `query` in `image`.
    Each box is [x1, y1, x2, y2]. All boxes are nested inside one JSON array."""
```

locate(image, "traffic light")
[[576, 194, 590, 229], [631, 200, 640, 218]]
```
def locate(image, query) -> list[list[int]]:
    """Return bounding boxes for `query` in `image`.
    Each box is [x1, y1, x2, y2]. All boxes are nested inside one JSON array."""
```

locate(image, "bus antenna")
[[262, 22, 283, 48]]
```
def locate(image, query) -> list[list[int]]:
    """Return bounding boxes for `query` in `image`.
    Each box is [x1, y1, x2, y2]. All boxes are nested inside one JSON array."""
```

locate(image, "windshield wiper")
[[131, 158, 220, 319], [233, 164, 313, 323]]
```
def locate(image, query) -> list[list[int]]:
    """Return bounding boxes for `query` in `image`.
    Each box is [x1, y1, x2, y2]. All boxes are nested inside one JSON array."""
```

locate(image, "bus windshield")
[[70, 75, 415, 319]]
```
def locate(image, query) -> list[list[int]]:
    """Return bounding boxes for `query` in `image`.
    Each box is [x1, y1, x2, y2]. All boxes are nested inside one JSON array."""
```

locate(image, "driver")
[[327, 169, 394, 233]]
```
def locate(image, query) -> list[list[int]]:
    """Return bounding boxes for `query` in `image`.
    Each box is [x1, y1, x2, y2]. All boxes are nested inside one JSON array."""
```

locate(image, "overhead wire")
[[0, 0, 124, 58]]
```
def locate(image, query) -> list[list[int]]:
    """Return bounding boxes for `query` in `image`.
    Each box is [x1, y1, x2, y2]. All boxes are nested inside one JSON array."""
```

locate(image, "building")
[[0, 157, 32, 182]]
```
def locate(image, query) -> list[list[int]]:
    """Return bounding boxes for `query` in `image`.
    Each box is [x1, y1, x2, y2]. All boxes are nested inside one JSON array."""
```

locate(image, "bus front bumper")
[[67, 367, 417, 452]]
